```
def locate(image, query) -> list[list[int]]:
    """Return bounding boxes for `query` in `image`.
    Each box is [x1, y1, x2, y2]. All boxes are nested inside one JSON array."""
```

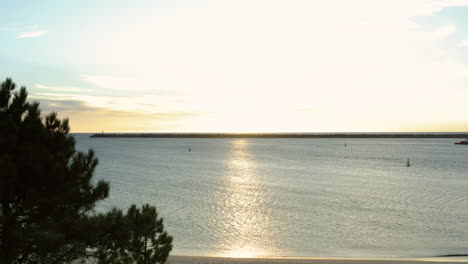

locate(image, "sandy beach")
[[167, 256, 468, 264]]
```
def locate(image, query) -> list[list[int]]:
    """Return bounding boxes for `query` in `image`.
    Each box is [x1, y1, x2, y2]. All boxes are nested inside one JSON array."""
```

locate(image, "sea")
[[74, 134, 468, 258]]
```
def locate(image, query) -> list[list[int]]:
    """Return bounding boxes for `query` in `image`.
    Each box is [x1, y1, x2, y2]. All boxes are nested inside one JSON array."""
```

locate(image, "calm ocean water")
[[74, 134, 468, 258]]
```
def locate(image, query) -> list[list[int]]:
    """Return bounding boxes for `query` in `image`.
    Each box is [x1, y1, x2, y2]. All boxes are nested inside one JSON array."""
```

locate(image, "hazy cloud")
[[0, 26, 17, 31], [0, 24, 38, 31], [36, 98, 103, 113], [30, 91, 203, 117], [81, 75, 154, 91], [431, 25, 456, 39], [35, 83, 94, 93], [459, 40, 468, 46], [35, 97, 206, 121], [17, 30, 48, 38]]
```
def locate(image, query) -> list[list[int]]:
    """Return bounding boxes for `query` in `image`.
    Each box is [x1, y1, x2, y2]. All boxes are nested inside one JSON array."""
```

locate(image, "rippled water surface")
[[74, 135, 468, 258]]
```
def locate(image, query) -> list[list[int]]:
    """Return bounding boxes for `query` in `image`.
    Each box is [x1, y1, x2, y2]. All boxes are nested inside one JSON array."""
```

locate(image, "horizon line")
[[87, 132, 468, 139]]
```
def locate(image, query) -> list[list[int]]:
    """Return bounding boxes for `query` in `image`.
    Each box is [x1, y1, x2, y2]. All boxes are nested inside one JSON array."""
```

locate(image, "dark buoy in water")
[[344, 143, 347, 147], [406, 158, 410, 167], [188, 146, 191, 152]]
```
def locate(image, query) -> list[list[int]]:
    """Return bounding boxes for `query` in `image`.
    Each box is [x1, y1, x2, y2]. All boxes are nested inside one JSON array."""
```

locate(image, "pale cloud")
[[0, 24, 38, 31], [81, 75, 154, 91], [459, 40, 468, 46], [35, 98, 103, 113], [36, 97, 199, 118], [31, 97, 205, 132], [32, 93, 111, 110], [34, 83, 94, 93], [29, 95, 208, 132], [31, 91, 199, 116], [431, 25, 457, 39], [17, 30, 48, 38], [0, 26, 17, 31]]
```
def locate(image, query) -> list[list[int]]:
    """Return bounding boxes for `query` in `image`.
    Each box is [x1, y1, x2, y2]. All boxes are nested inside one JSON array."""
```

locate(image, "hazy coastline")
[[90, 133, 468, 138]]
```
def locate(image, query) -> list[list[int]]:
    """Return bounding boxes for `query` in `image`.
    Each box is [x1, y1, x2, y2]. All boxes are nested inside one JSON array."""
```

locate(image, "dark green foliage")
[[0, 78, 172, 264], [0, 77, 108, 263], [94, 205, 173, 264], [126, 204, 173, 264], [93, 209, 132, 264]]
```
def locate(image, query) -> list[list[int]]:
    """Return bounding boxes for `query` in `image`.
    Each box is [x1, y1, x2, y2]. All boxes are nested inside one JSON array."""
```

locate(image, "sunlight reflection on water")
[[217, 139, 271, 257]]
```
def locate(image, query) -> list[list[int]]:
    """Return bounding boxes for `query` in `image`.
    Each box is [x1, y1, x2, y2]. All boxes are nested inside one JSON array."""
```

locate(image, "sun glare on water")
[[223, 248, 261, 258], [216, 139, 273, 258]]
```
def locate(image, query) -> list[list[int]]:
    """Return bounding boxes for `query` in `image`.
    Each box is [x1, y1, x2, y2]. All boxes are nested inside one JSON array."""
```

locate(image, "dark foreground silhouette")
[[0, 78, 173, 264]]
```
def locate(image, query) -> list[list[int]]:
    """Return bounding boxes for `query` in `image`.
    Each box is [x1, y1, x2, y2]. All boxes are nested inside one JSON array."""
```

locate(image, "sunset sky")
[[1, 0, 468, 132]]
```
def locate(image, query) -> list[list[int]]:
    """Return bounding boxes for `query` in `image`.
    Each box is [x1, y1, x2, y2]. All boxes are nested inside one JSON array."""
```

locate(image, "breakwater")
[[90, 133, 468, 138]]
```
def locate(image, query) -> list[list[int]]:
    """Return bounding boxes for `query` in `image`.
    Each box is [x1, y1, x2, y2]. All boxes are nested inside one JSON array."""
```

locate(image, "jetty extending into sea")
[[90, 133, 468, 138]]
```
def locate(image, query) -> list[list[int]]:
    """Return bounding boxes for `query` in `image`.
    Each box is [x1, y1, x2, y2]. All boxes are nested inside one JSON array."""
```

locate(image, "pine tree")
[[0, 78, 173, 264], [0, 77, 110, 263], [93, 205, 173, 264], [126, 204, 173, 264]]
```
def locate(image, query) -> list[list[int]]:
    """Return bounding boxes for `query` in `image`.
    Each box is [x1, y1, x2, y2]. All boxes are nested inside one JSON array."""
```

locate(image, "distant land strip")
[[90, 133, 468, 138]]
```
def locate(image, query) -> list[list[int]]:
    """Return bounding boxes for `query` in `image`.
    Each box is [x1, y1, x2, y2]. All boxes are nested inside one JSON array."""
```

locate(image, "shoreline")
[[90, 132, 468, 138], [167, 255, 468, 264]]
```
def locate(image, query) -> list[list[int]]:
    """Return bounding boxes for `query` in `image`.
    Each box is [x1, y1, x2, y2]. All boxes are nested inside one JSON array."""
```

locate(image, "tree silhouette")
[[93, 205, 173, 264], [126, 204, 173, 264], [0, 78, 172, 264]]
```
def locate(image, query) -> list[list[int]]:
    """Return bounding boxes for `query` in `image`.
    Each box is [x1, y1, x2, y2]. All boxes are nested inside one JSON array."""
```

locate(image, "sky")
[[1, 0, 468, 132]]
